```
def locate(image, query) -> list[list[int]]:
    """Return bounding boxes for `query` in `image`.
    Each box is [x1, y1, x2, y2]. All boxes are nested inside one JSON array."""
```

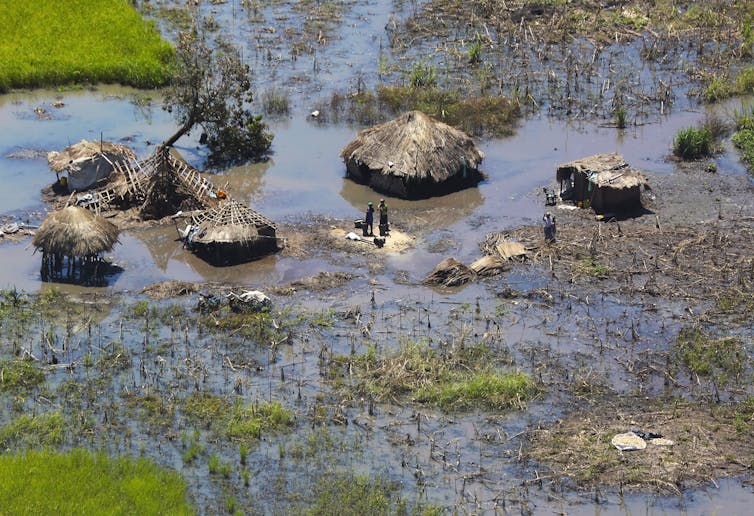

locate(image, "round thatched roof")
[[192, 200, 276, 245], [340, 111, 484, 196], [32, 206, 120, 257], [47, 139, 136, 173]]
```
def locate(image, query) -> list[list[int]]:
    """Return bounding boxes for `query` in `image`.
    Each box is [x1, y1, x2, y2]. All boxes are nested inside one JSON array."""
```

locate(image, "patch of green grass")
[[184, 392, 229, 425], [415, 370, 537, 410], [673, 126, 712, 160], [308, 472, 399, 516], [574, 257, 610, 278], [0, 360, 45, 393], [183, 393, 294, 441], [733, 129, 754, 171], [615, 107, 627, 129], [734, 397, 754, 433], [0, 1, 173, 92], [674, 328, 747, 386], [0, 412, 66, 449], [407, 62, 437, 88], [225, 400, 295, 441], [467, 36, 483, 64], [125, 393, 175, 429], [350, 341, 535, 411], [208, 454, 233, 479], [0, 449, 192, 514]]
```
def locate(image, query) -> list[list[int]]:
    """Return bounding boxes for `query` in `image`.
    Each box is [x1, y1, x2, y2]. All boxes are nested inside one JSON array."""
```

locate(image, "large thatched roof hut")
[[32, 206, 120, 281], [340, 111, 485, 199], [557, 153, 649, 214], [47, 139, 136, 192], [186, 200, 278, 266]]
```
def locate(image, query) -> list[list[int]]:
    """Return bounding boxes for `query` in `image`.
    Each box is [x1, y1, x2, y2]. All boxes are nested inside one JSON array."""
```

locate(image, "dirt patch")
[[278, 218, 415, 260], [525, 399, 754, 493]]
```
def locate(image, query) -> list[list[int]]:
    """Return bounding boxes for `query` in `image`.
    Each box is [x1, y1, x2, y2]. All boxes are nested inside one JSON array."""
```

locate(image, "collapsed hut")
[[556, 153, 649, 214], [139, 146, 222, 220], [340, 111, 485, 199], [32, 206, 120, 281], [72, 145, 224, 218], [185, 200, 278, 266], [47, 139, 136, 192]]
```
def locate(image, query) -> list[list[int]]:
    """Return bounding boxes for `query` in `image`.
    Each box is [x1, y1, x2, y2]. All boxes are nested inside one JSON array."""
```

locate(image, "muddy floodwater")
[[1, 89, 746, 291], [2, 1, 754, 514]]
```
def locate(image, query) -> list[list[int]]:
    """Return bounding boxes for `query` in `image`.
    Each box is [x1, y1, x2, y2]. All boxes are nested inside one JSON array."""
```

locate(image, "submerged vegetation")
[[0, 0, 172, 92], [330, 86, 520, 137]]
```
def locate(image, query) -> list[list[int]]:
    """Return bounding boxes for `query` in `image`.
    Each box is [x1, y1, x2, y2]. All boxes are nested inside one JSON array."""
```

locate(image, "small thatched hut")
[[340, 111, 485, 199], [47, 139, 136, 192], [557, 153, 649, 214], [32, 206, 120, 281], [186, 200, 278, 266]]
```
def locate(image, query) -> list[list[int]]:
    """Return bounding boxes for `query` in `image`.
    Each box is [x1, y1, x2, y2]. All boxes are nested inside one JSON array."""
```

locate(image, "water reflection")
[[339, 176, 485, 230]]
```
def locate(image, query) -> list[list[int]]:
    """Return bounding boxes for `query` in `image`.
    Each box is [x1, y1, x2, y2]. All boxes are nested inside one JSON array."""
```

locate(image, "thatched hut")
[[557, 153, 649, 214], [340, 111, 485, 199], [32, 206, 120, 281], [186, 200, 278, 266], [47, 139, 136, 192]]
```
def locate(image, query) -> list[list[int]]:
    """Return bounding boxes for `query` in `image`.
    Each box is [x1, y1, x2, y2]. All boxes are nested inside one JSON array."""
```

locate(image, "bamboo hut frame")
[[74, 146, 225, 217], [186, 200, 278, 266]]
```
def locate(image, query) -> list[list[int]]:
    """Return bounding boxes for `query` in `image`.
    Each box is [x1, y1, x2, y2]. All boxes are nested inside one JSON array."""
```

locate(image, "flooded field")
[[1, 0, 754, 514]]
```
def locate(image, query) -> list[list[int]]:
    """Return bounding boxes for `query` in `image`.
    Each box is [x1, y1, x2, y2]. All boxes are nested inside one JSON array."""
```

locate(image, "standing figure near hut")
[[378, 198, 389, 236], [543, 212, 557, 243], [364, 202, 375, 236]]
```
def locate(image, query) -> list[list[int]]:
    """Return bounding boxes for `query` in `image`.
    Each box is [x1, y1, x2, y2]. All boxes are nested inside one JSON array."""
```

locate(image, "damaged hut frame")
[[340, 110, 485, 199], [32, 206, 120, 283], [183, 200, 279, 266], [556, 153, 649, 214]]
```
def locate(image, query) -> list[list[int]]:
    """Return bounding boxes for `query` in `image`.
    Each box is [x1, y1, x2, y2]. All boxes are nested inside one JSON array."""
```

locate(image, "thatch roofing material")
[[470, 255, 509, 276], [589, 168, 648, 189], [422, 257, 475, 287], [47, 139, 136, 173], [191, 200, 276, 245], [32, 206, 120, 257], [340, 111, 484, 194], [556, 152, 648, 190]]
